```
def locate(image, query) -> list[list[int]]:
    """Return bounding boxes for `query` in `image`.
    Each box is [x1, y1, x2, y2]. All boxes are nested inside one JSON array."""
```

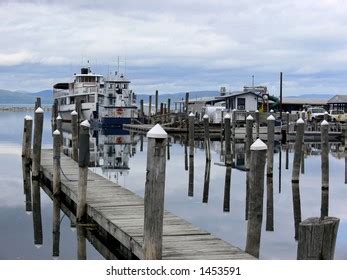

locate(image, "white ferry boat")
[[53, 67, 137, 127]]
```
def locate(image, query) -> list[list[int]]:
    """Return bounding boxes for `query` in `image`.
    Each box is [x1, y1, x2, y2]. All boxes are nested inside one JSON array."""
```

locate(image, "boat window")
[[108, 84, 113, 89], [124, 84, 128, 89], [89, 95, 95, 102]]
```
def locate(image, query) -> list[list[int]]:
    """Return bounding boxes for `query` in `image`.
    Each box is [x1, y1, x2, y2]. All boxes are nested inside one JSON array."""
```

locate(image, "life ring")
[[116, 108, 124, 115]]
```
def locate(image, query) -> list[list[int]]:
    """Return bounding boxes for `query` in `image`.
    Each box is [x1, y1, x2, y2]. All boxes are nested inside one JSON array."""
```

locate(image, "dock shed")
[[327, 95, 347, 112]]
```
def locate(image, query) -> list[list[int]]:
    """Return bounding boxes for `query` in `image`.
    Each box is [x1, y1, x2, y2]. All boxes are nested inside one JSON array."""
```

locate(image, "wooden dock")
[[38, 149, 255, 260]]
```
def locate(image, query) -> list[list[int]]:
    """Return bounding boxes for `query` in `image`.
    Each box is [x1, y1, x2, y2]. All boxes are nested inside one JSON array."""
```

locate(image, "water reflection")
[[32, 179, 43, 247], [52, 197, 61, 258], [14, 110, 347, 259]]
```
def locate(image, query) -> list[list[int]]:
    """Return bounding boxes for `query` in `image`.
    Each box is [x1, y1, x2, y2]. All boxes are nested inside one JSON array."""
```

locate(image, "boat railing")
[[53, 88, 70, 99]]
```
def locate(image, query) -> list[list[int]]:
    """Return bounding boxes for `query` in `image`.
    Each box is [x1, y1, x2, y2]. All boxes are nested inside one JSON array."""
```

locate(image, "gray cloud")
[[0, 0, 347, 95]]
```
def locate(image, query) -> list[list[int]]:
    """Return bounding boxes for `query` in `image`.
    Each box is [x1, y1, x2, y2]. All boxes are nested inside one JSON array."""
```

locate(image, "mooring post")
[[140, 99, 144, 121], [76, 120, 90, 222], [324, 111, 329, 121], [245, 115, 254, 220], [232, 109, 236, 139], [321, 120, 329, 218], [32, 107, 44, 179], [224, 113, 232, 166], [203, 114, 211, 161], [71, 110, 78, 161], [291, 118, 305, 239], [286, 111, 290, 141], [188, 112, 195, 197], [148, 95, 152, 123], [143, 124, 167, 260], [53, 130, 61, 196], [77, 225, 87, 260], [255, 110, 260, 138], [56, 115, 63, 147], [35, 97, 41, 110], [185, 92, 189, 128], [266, 115, 275, 231], [22, 115, 33, 162], [297, 217, 339, 260], [167, 98, 171, 117], [292, 118, 305, 182], [155, 90, 159, 115], [245, 139, 267, 258]]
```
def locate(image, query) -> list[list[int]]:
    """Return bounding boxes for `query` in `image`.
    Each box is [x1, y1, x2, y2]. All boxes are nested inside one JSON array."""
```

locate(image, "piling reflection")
[[291, 182, 302, 240], [32, 179, 43, 247], [77, 224, 87, 260], [202, 160, 211, 203], [223, 166, 232, 212], [188, 154, 194, 197], [52, 197, 61, 258], [266, 175, 274, 231], [22, 159, 32, 212]]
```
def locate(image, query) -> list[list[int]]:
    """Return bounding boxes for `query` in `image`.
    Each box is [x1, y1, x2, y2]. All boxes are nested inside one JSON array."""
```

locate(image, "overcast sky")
[[1, 0, 347, 95]]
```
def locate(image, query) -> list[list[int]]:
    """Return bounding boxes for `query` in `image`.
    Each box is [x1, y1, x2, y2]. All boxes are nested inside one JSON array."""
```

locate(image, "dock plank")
[[39, 149, 255, 260]]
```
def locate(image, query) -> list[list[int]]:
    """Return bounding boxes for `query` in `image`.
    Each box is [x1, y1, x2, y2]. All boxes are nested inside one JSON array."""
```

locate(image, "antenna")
[[124, 57, 127, 75], [117, 56, 120, 74], [252, 75, 254, 88]]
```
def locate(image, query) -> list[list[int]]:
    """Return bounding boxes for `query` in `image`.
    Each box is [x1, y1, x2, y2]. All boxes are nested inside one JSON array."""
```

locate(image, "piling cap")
[[53, 129, 60, 135], [147, 124, 168, 139], [232, 109, 237, 111], [71, 110, 78, 115], [301, 110, 306, 113], [251, 138, 267, 151], [80, 120, 90, 128], [321, 120, 329, 126], [224, 113, 231, 119], [56, 114, 62, 120], [24, 115, 32, 120], [270, 109, 274, 113], [286, 111, 289, 114], [324, 111, 328, 115], [203, 114, 209, 119], [189, 112, 195, 117], [255, 110, 259, 113], [267, 115, 275, 121], [296, 118, 304, 124], [35, 107, 44, 113], [246, 115, 254, 120], [35, 244, 42, 249]]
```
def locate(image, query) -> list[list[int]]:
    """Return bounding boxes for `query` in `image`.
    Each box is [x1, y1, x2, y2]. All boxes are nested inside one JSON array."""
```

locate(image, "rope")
[[53, 155, 78, 182]]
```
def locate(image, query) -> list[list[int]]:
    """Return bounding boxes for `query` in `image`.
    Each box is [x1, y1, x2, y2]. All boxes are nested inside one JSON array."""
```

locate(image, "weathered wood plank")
[[39, 149, 255, 260]]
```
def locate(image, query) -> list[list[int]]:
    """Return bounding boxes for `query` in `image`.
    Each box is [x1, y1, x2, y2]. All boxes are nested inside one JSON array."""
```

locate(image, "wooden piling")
[[155, 90, 159, 115], [245, 139, 267, 258], [76, 120, 90, 222], [188, 113, 195, 197], [255, 110, 260, 138], [266, 115, 275, 231], [148, 95, 152, 122], [203, 114, 211, 161], [140, 99, 144, 120], [245, 115, 254, 220], [32, 107, 44, 178], [297, 217, 339, 260], [324, 111, 329, 121], [77, 225, 87, 260], [56, 115, 62, 147], [71, 110, 78, 162], [232, 109, 236, 139], [53, 130, 61, 196], [291, 118, 304, 239], [267, 115, 275, 176], [292, 118, 305, 182], [22, 115, 33, 162], [321, 120, 329, 218], [143, 124, 167, 260], [35, 97, 41, 110], [301, 110, 306, 122], [224, 114, 232, 166], [188, 112, 195, 156]]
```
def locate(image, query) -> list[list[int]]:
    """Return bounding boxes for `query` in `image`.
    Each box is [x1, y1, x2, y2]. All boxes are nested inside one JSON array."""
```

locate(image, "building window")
[[237, 98, 246, 110]]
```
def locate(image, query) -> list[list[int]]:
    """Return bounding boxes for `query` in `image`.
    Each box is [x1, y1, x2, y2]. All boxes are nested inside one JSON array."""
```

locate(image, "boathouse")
[[215, 90, 260, 111], [281, 97, 329, 112], [327, 95, 347, 112]]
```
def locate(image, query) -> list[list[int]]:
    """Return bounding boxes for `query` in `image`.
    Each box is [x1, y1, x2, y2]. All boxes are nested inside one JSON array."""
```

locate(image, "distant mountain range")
[[0, 89, 220, 105], [0, 89, 52, 104], [0, 88, 336, 105]]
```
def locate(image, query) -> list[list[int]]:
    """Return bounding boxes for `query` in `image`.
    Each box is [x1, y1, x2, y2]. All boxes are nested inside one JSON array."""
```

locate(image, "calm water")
[[1, 111, 347, 259]]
